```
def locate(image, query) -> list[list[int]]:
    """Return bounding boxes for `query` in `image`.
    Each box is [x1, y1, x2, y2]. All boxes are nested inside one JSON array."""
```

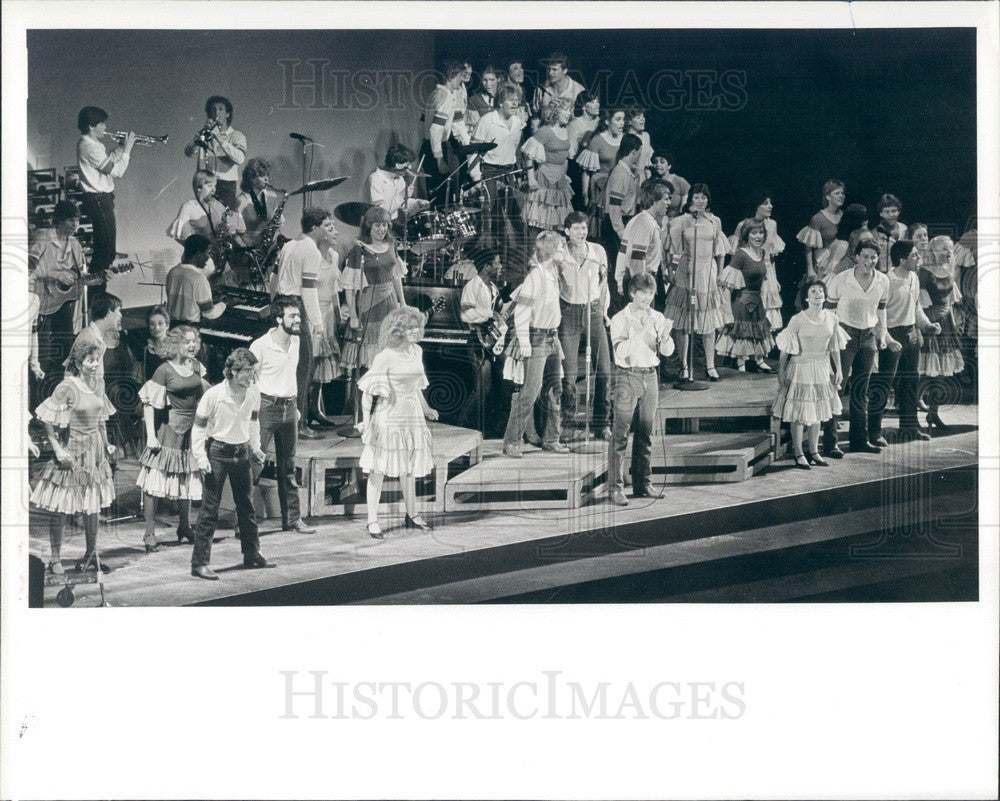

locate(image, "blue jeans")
[[257, 394, 301, 526], [559, 300, 611, 430], [80, 191, 116, 274], [503, 328, 563, 446], [823, 324, 877, 449], [608, 367, 659, 490], [192, 440, 259, 568]]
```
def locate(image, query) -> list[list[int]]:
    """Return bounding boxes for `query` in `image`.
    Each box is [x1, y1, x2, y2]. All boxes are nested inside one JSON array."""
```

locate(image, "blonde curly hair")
[[379, 305, 426, 348]]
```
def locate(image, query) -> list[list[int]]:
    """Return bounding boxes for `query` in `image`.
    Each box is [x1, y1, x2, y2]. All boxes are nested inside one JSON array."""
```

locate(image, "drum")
[[405, 210, 448, 254], [442, 206, 478, 245]]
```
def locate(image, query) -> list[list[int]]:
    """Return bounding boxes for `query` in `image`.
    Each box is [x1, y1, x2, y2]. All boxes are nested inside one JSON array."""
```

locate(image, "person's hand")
[[197, 459, 211, 474], [778, 369, 790, 388], [106, 444, 117, 458], [527, 174, 539, 191], [29, 360, 45, 380], [252, 448, 266, 463], [834, 373, 843, 391], [349, 317, 360, 331], [28, 441, 40, 459], [520, 345, 532, 359], [146, 434, 161, 451], [53, 445, 73, 466], [604, 315, 612, 329], [436, 157, 447, 175], [122, 131, 137, 153], [886, 338, 903, 353], [425, 407, 440, 421], [928, 322, 942, 335]]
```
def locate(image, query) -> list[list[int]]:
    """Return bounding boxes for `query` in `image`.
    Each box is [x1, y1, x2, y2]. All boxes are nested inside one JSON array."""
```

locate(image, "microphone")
[[289, 132, 313, 142]]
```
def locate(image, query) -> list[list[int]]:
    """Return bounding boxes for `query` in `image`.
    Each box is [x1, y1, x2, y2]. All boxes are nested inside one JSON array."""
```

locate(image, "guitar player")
[[29, 200, 89, 372], [459, 248, 512, 437]]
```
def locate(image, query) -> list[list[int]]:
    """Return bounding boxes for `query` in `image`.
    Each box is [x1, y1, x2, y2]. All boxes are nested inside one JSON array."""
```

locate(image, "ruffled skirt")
[[771, 356, 842, 425], [662, 284, 727, 334], [524, 170, 573, 229], [762, 262, 783, 331], [919, 311, 964, 377], [716, 289, 775, 358], [341, 284, 396, 370], [359, 394, 434, 478], [30, 429, 116, 515], [135, 423, 202, 500]]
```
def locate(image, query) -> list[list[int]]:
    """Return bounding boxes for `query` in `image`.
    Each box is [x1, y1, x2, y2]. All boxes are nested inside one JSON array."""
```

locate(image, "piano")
[[197, 285, 272, 347]]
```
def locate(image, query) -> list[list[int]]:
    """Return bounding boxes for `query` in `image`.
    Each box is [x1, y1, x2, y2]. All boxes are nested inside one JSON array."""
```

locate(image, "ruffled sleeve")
[[919, 289, 932, 309], [415, 346, 430, 391], [392, 253, 407, 281], [768, 223, 786, 255], [796, 224, 823, 249], [520, 136, 547, 163], [356, 350, 392, 397], [712, 217, 730, 257], [100, 393, 116, 421], [774, 323, 800, 356], [718, 264, 746, 290], [832, 323, 851, 351], [575, 146, 600, 171], [34, 379, 76, 428], [340, 246, 364, 291], [138, 378, 168, 409]]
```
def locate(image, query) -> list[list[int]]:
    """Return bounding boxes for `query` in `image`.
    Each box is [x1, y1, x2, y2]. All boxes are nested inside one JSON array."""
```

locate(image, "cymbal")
[[333, 201, 372, 226], [399, 238, 448, 255], [456, 142, 498, 156], [290, 176, 350, 196], [407, 170, 431, 178]]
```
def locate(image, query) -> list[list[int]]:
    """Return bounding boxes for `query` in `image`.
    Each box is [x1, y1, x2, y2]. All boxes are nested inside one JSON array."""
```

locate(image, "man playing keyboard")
[[165, 234, 227, 326]]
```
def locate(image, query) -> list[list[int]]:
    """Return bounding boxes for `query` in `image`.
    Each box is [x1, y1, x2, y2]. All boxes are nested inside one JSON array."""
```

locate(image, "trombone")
[[103, 131, 170, 147]]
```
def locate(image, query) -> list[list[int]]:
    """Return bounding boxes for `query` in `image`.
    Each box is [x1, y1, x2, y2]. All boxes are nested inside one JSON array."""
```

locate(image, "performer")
[[918, 235, 965, 431], [234, 157, 284, 283], [29, 200, 88, 371], [165, 234, 226, 325], [134, 305, 171, 381], [167, 170, 246, 283], [797, 179, 846, 279], [453, 60, 474, 144], [532, 51, 585, 115], [342, 206, 407, 373], [76, 106, 135, 282], [420, 61, 467, 194], [356, 306, 438, 539], [576, 107, 626, 214], [136, 326, 207, 550], [367, 144, 429, 230], [772, 279, 848, 469], [606, 272, 674, 506], [250, 298, 318, 534], [558, 211, 611, 441], [614, 177, 671, 311], [65, 291, 123, 392], [873, 193, 908, 273], [566, 91, 601, 212], [663, 184, 730, 380], [31, 338, 117, 575], [467, 64, 501, 129], [729, 193, 786, 331], [868, 241, 939, 444], [602, 133, 644, 283], [270, 207, 338, 439], [501, 231, 569, 458], [183, 95, 247, 210], [650, 150, 691, 219], [505, 59, 536, 117], [190, 348, 273, 580], [459, 248, 510, 438], [717, 220, 777, 371], [624, 106, 653, 178], [311, 229, 343, 424], [521, 97, 576, 233], [822, 239, 893, 456], [813, 203, 869, 280]]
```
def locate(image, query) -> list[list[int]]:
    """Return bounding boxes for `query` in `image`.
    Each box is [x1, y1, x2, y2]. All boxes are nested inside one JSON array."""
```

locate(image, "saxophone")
[[249, 191, 290, 273]]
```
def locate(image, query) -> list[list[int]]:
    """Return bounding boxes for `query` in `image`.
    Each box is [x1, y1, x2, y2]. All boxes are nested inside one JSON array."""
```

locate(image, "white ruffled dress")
[[771, 310, 849, 426]]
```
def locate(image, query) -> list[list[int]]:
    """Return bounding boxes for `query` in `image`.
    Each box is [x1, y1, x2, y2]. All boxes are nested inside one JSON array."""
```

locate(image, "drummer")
[[367, 144, 430, 236]]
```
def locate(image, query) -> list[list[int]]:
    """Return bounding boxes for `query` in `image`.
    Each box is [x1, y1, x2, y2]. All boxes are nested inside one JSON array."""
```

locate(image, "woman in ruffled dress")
[[135, 305, 170, 381], [575, 106, 625, 213], [357, 306, 439, 540], [624, 105, 653, 179], [342, 206, 407, 372], [310, 223, 343, 424], [521, 97, 576, 233], [917, 234, 965, 430], [797, 179, 846, 279], [135, 326, 208, 548], [31, 338, 117, 575], [566, 91, 601, 212], [772, 278, 847, 469], [716, 220, 776, 372], [663, 183, 730, 380], [729, 193, 786, 331]]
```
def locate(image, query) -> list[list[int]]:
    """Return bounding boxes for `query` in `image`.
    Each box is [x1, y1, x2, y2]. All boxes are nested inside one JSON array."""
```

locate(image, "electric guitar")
[[36, 257, 136, 317], [475, 300, 514, 357]]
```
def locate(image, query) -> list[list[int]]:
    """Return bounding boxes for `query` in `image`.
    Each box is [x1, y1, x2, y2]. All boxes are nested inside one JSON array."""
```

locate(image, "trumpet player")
[[183, 95, 246, 211], [76, 106, 135, 285]]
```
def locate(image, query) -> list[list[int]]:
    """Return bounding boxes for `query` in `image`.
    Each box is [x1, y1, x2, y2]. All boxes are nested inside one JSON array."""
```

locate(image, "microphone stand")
[[335, 278, 375, 439], [675, 209, 708, 391], [571, 250, 608, 455]]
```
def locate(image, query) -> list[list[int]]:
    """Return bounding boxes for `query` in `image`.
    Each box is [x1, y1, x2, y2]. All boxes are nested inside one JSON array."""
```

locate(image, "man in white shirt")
[[533, 52, 586, 115], [367, 144, 429, 231], [420, 61, 466, 195], [615, 178, 672, 304], [250, 298, 318, 535], [76, 106, 135, 281], [184, 95, 247, 210], [190, 347, 273, 580]]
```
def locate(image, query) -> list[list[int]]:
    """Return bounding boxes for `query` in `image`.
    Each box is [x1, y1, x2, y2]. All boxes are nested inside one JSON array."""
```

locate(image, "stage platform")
[[28, 404, 980, 607]]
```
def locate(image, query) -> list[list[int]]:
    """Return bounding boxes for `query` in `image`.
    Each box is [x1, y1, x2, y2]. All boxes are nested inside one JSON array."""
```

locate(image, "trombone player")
[[76, 106, 136, 290], [184, 95, 247, 211]]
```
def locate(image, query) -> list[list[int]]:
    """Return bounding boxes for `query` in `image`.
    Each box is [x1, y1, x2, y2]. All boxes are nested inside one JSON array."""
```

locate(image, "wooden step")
[[640, 432, 774, 483]]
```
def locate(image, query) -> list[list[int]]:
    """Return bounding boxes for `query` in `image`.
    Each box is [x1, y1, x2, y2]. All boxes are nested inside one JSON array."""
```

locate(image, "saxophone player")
[[167, 170, 246, 283], [234, 158, 285, 284]]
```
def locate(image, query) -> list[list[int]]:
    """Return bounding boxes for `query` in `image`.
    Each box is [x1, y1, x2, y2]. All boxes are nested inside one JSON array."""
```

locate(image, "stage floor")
[[28, 403, 979, 607]]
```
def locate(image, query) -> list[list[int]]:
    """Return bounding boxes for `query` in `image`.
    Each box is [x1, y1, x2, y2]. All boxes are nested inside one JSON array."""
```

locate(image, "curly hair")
[[379, 305, 426, 349], [533, 230, 564, 263], [540, 97, 572, 125], [738, 219, 769, 246], [240, 157, 273, 192], [795, 277, 828, 311], [154, 327, 189, 361], [223, 347, 258, 379], [65, 340, 103, 376]]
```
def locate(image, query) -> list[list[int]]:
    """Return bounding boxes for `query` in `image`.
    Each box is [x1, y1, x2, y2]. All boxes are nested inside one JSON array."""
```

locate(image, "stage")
[[28, 364, 980, 606]]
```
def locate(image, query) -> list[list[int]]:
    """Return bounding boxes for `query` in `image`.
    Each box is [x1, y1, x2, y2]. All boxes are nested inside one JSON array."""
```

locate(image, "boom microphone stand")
[[674, 209, 708, 391]]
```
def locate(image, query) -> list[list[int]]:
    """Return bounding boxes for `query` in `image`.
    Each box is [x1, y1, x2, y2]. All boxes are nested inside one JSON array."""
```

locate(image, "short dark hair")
[[615, 133, 643, 165], [77, 106, 108, 134], [223, 347, 257, 379], [271, 296, 300, 322], [877, 193, 902, 213], [470, 248, 499, 272], [688, 183, 712, 209], [854, 238, 880, 257], [182, 234, 212, 262], [384, 143, 415, 169], [651, 149, 674, 165], [89, 292, 122, 321], [629, 272, 657, 295], [837, 203, 869, 240], [204, 95, 234, 125], [890, 240, 915, 267], [796, 277, 827, 311], [544, 51, 569, 69], [359, 205, 393, 244], [441, 60, 464, 81], [53, 200, 80, 224], [301, 207, 331, 233], [563, 210, 589, 229]]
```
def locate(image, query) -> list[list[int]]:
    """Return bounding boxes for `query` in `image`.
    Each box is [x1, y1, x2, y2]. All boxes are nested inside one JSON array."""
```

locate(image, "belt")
[[208, 440, 250, 453], [529, 327, 558, 336], [260, 392, 296, 403], [616, 365, 657, 373], [560, 298, 602, 308], [483, 163, 516, 170]]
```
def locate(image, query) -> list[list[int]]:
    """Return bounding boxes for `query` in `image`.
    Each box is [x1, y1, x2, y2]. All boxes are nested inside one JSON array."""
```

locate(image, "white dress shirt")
[[191, 381, 262, 470], [250, 328, 300, 398], [77, 135, 130, 193]]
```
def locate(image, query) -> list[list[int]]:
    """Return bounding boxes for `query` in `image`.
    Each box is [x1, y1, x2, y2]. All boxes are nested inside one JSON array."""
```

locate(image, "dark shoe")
[[308, 409, 338, 427], [524, 433, 542, 447], [559, 430, 585, 444], [871, 435, 889, 448], [405, 514, 434, 531], [76, 554, 112, 574], [176, 526, 195, 544], [367, 522, 384, 539], [609, 488, 629, 507], [144, 541, 161, 554], [822, 445, 845, 459], [849, 442, 883, 454], [794, 454, 812, 470], [926, 411, 949, 430], [243, 552, 276, 569], [706, 368, 721, 381], [636, 483, 665, 499], [298, 424, 324, 440], [804, 451, 829, 467], [542, 441, 570, 454], [283, 519, 317, 534], [899, 428, 931, 442], [502, 443, 523, 459], [191, 565, 219, 581]]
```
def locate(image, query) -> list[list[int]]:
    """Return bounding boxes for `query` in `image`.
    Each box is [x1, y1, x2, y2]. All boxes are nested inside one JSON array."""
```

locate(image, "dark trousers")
[[193, 440, 259, 567], [823, 324, 877, 449], [284, 297, 314, 423], [869, 324, 921, 434], [559, 300, 611, 430], [609, 367, 659, 490], [37, 304, 77, 374], [480, 163, 527, 256], [601, 215, 628, 312], [462, 340, 510, 438], [257, 395, 301, 526], [80, 191, 116, 273], [503, 328, 563, 446], [214, 179, 238, 211]]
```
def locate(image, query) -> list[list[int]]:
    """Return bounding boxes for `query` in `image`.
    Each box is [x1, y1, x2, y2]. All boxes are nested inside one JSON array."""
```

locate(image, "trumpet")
[[104, 131, 170, 147]]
